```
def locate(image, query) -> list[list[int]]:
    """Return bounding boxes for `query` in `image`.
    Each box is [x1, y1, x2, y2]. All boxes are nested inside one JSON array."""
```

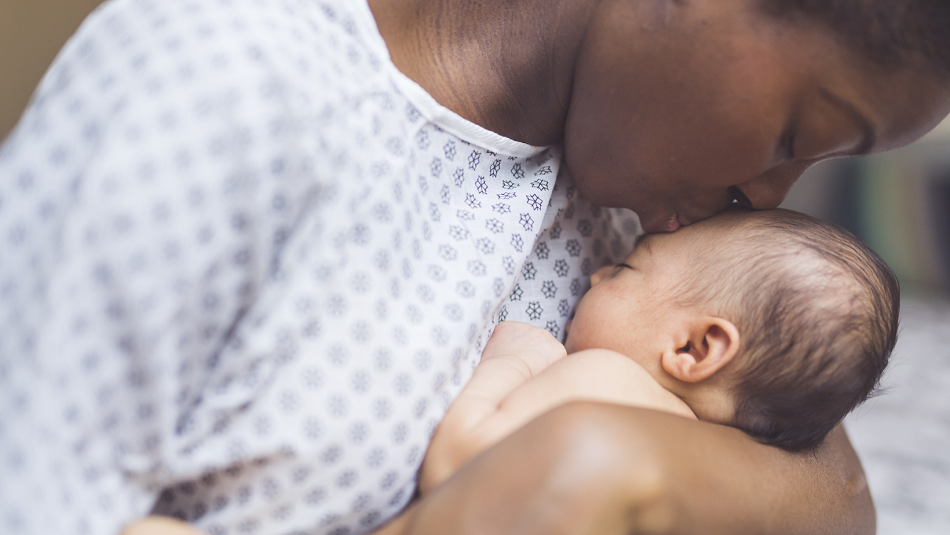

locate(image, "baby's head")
[[565, 208, 899, 451]]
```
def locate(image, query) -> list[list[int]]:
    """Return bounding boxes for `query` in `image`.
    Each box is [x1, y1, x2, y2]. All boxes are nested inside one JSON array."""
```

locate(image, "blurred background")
[[2, 1, 949, 533], [781, 126, 950, 297]]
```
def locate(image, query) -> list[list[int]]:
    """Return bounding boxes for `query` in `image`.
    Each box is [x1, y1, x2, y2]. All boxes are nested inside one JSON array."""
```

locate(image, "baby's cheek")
[[563, 318, 600, 354]]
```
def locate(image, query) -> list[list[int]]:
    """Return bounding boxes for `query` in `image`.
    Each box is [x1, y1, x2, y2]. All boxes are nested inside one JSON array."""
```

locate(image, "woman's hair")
[[674, 209, 899, 451], [760, 0, 950, 77]]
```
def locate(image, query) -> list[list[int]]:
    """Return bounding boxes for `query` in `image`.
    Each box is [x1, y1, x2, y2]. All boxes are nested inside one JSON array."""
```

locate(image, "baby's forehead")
[[694, 210, 803, 242], [634, 210, 840, 267], [669, 212, 760, 245], [674, 213, 821, 265]]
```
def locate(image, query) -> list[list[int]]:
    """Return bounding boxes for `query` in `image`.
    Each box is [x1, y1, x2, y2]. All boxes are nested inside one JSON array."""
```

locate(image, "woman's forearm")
[[618, 411, 874, 535], [381, 402, 874, 535]]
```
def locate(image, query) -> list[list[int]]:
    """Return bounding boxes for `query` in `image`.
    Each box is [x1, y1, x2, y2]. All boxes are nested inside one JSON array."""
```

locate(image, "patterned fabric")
[[0, 0, 641, 534]]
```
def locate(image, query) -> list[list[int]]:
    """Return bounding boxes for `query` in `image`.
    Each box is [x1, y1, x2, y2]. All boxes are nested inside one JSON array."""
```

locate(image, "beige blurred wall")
[[0, 0, 106, 141]]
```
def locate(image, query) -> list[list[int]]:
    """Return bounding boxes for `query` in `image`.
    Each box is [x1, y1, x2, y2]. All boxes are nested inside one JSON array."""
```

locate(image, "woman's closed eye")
[[729, 186, 753, 208]]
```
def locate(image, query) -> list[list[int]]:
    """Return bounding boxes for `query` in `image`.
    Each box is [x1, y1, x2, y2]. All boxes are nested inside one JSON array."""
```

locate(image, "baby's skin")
[[419, 211, 763, 493], [419, 320, 695, 494]]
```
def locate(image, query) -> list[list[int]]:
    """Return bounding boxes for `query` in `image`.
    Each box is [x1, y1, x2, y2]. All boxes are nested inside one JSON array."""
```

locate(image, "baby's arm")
[[420, 324, 696, 493], [419, 321, 567, 493]]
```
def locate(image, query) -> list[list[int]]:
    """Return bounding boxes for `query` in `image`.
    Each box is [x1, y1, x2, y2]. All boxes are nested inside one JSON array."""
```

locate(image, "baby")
[[420, 208, 899, 492], [121, 208, 899, 533]]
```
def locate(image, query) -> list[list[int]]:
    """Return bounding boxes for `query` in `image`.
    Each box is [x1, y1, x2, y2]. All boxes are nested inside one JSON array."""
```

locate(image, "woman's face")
[[563, 0, 950, 233]]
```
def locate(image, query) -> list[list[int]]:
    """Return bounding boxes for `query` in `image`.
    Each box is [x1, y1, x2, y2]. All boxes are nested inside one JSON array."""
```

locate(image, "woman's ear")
[[660, 317, 740, 383]]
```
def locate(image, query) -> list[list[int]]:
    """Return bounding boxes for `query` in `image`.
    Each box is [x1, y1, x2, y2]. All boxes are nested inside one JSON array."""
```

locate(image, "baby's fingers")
[[484, 321, 567, 372]]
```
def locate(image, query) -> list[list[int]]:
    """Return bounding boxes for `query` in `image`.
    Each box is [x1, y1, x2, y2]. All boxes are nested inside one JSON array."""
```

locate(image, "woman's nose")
[[732, 161, 811, 210]]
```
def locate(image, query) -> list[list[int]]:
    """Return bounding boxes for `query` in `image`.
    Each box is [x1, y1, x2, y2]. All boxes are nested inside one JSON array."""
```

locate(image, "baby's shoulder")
[[548, 350, 695, 420], [549, 349, 655, 386]]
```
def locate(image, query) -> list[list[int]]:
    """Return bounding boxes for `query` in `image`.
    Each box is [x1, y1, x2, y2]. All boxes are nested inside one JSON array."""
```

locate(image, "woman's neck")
[[368, 0, 598, 146]]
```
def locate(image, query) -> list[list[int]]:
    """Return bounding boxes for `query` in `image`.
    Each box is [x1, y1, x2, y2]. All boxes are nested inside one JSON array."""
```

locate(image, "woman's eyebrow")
[[819, 87, 876, 155]]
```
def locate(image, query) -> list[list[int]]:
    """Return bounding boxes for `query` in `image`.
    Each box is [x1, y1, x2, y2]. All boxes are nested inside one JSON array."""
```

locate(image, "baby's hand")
[[420, 322, 566, 493], [482, 321, 568, 378]]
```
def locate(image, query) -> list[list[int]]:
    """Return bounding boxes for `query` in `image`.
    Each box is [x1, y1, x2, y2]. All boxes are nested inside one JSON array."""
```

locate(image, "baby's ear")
[[661, 317, 739, 383]]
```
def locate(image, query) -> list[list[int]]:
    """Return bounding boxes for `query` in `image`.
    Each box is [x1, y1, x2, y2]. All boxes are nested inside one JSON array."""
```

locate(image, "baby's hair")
[[759, 0, 950, 77], [674, 209, 899, 451]]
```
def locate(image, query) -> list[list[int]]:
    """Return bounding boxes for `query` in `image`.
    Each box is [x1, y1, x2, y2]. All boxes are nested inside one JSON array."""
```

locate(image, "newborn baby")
[[421, 208, 899, 492]]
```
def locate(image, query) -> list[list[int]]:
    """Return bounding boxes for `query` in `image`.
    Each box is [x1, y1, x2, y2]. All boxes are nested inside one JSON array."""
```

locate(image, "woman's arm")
[[380, 403, 873, 535]]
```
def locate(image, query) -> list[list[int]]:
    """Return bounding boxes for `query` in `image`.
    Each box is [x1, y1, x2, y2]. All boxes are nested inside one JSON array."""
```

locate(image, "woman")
[[2, 0, 949, 533]]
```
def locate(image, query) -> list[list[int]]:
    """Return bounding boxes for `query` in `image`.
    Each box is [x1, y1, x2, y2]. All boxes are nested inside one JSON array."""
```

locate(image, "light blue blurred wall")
[[780, 120, 950, 296]]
